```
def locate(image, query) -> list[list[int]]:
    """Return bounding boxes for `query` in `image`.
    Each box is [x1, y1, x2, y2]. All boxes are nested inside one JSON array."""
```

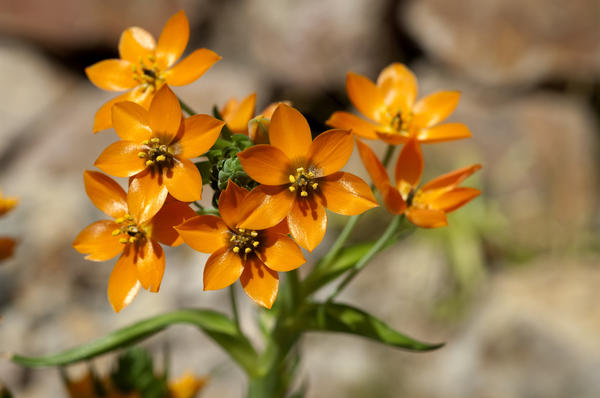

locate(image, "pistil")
[[288, 167, 319, 197], [230, 228, 260, 258]]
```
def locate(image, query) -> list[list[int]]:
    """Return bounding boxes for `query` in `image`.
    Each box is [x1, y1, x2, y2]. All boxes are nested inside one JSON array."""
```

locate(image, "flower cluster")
[[75, 11, 479, 313], [0, 187, 18, 262]]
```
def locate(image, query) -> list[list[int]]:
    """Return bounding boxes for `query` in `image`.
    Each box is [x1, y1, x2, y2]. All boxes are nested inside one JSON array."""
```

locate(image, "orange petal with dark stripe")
[[308, 129, 353, 177], [269, 104, 312, 162], [237, 145, 291, 186], [238, 185, 295, 230], [319, 172, 378, 215], [176, 215, 229, 253], [258, 230, 305, 272], [108, 249, 142, 313], [240, 256, 279, 309], [83, 170, 128, 218], [165, 49, 221, 86], [326, 111, 379, 140], [156, 10, 189, 69], [287, 197, 327, 252], [412, 91, 461, 128], [204, 247, 244, 290]]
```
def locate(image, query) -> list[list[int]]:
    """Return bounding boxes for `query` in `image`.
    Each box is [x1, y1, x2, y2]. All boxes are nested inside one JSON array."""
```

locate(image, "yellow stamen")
[[312, 183, 318, 190], [125, 214, 134, 221], [147, 54, 155, 62], [115, 217, 125, 224], [289, 186, 296, 192], [129, 237, 137, 243], [307, 171, 315, 178], [146, 160, 154, 166], [232, 246, 240, 253], [230, 236, 236, 242], [300, 191, 308, 197], [142, 140, 150, 145], [296, 167, 304, 173], [252, 241, 259, 247], [119, 238, 128, 244], [244, 247, 252, 254], [289, 175, 296, 183], [112, 229, 121, 236], [238, 228, 245, 233], [150, 137, 160, 143], [137, 152, 146, 158], [250, 231, 258, 237], [155, 155, 166, 162]]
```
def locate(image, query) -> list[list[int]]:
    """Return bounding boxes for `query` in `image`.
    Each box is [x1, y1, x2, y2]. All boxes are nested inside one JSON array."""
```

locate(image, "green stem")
[[382, 143, 396, 167], [327, 215, 402, 302], [315, 214, 361, 272], [229, 285, 241, 331], [287, 269, 301, 310], [195, 208, 220, 216], [179, 98, 197, 116]]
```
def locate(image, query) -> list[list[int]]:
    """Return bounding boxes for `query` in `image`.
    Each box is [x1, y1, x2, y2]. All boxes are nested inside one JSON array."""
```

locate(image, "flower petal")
[[176, 115, 224, 159], [376, 63, 418, 115], [421, 164, 482, 192], [83, 170, 128, 218], [417, 122, 471, 143], [318, 172, 378, 215], [308, 129, 353, 177], [238, 185, 295, 230], [85, 59, 137, 91], [148, 85, 181, 142], [156, 10, 189, 69], [112, 101, 153, 142], [240, 257, 279, 309], [346, 72, 386, 122], [149, 196, 196, 247], [163, 158, 203, 202], [93, 88, 153, 133], [237, 145, 291, 185], [429, 187, 481, 213], [134, 239, 165, 292], [375, 131, 409, 145], [269, 104, 312, 162], [288, 197, 327, 252], [108, 249, 142, 313], [258, 230, 305, 272], [394, 138, 423, 187], [204, 247, 244, 290], [176, 215, 229, 253], [225, 93, 256, 134], [218, 181, 249, 229], [412, 91, 461, 128], [326, 111, 379, 140], [355, 139, 391, 193], [165, 48, 221, 86], [128, 169, 169, 225], [72, 220, 123, 261], [0, 238, 16, 261], [118, 27, 156, 64], [406, 208, 448, 228], [94, 141, 147, 178], [381, 184, 407, 215]]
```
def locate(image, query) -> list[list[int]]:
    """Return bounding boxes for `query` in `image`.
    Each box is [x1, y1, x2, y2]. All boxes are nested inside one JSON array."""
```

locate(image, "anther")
[[238, 228, 245, 233], [112, 229, 121, 236], [159, 145, 168, 152], [115, 217, 125, 224], [232, 246, 240, 253], [307, 171, 315, 178], [312, 183, 318, 189], [119, 238, 128, 244], [230, 236, 236, 242], [244, 247, 252, 254], [155, 155, 166, 162], [150, 137, 160, 143], [137, 152, 146, 158], [252, 241, 259, 247], [142, 140, 150, 145], [126, 215, 134, 221], [147, 54, 155, 62], [146, 160, 154, 166], [300, 191, 308, 197], [250, 231, 258, 237], [296, 167, 304, 173], [129, 237, 137, 243], [289, 186, 296, 192], [289, 175, 296, 183]]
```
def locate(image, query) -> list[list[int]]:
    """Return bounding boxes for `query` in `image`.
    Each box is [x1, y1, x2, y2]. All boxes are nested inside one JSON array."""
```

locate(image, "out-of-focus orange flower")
[[86, 10, 221, 133], [220, 93, 287, 144], [327, 63, 471, 145], [0, 187, 18, 261], [357, 139, 481, 228], [168, 372, 207, 398], [0, 188, 17, 217], [236, 104, 378, 251], [95, 85, 224, 222], [73, 171, 195, 312], [176, 181, 306, 308]]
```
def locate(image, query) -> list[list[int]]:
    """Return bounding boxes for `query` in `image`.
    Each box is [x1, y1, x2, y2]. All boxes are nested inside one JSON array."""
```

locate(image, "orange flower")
[[95, 85, 224, 222], [0, 188, 17, 217], [236, 104, 378, 251], [168, 371, 207, 398], [327, 63, 471, 145], [86, 10, 221, 133], [176, 181, 306, 309], [73, 171, 195, 312], [0, 187, 18, 261], [356, 139, 481, 228], [220, 93, 287, 144]]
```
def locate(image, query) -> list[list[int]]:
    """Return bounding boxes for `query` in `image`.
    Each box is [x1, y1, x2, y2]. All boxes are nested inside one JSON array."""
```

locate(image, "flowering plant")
[[9, 11, 481, 398]]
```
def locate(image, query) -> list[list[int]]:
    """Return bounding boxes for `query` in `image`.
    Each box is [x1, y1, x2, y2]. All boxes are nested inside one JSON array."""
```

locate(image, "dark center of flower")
[[288, 167, 319, 198], [138, 138, 175, 169], [229, 228, 261, 258], [390, 111, 412, 133], [131, 54, 164, 91], [112, 214, 147, 245]]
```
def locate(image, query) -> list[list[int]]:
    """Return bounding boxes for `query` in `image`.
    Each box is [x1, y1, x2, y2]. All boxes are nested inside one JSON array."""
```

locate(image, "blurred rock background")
[[0, 0, 599, 397]]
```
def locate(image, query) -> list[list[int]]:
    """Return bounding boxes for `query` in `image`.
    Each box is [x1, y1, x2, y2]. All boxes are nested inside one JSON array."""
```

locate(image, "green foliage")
[[303, 302, 444, 351], [111, 347, 168, 398]]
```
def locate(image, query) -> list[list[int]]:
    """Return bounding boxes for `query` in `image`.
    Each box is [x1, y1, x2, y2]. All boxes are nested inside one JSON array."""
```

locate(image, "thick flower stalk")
[[0, 187, 18, 261], [86, 10, 221, 132], [327, 63, 471, 145], [237, 103, 379, 251], [73, 171, 195, 312], [357, 138, 481, 227], [95, 85, 224, 222], [176, 181, 306, 308]]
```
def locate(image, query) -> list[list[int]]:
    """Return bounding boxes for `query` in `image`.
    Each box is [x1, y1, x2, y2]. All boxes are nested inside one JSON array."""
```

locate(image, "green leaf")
[[195, 161, 212, 184], [302, 302, 444, 351], [11, 309, 260, 377]]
